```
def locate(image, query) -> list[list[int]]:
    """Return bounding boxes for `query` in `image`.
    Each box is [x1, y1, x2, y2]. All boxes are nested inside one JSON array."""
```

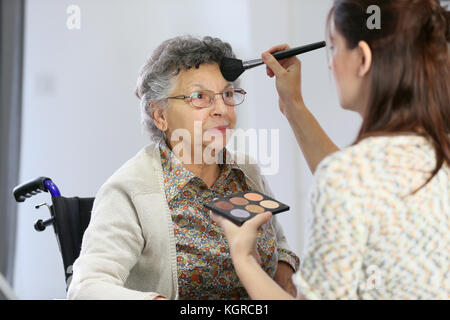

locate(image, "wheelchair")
[[13, 177, 93, 290]]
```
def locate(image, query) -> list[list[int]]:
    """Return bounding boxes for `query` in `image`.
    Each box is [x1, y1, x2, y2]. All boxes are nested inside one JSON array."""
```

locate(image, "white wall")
[[14, 0, 361, 299]]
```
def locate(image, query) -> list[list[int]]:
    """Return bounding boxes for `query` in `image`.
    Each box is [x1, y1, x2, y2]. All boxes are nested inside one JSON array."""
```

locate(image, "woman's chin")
[[203, 130, 231, 148], [339, 99, 354, 111], [203, 138, 227, 151]]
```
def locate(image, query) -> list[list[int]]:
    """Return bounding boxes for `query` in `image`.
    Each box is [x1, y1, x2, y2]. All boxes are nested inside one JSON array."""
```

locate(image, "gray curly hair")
[[135, 35, 240, 142]]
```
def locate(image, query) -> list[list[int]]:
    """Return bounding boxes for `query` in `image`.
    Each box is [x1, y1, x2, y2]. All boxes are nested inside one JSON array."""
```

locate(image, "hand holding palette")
[[204, 191, 289, 226]]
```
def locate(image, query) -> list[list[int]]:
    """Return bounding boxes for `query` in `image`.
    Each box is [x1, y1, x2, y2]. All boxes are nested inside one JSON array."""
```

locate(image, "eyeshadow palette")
[[204, 191, 289, 226]]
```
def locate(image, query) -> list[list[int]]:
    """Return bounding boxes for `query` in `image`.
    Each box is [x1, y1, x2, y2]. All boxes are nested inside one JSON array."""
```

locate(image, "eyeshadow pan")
[[260, 200, 280, 209], [215, 201, 234, 210], [230, 209, 250, 218], [245, 204, 265, 214], [229, 197, 249, 206], [244, 192, 264, 202]]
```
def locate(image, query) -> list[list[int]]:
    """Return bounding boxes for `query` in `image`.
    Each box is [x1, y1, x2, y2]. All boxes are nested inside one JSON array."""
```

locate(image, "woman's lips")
[[207, 125, 230, 133]]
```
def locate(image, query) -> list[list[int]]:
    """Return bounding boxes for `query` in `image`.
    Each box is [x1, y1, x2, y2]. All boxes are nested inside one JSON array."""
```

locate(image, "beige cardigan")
[[67, 143, 294, 300]]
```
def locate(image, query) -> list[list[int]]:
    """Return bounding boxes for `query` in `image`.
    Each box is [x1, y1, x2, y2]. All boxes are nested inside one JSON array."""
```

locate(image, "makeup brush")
[[220, 41, 326, 82]]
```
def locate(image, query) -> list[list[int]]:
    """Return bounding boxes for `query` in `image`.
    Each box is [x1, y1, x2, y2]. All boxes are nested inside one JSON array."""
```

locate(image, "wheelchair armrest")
[[13, 176, 60, 202]]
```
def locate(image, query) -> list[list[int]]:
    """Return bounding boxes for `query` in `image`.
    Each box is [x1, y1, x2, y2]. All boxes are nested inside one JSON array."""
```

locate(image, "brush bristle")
[[220, 57, 244, 82]]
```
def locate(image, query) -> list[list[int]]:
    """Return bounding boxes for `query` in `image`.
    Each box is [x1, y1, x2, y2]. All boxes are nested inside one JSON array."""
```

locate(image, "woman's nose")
[[210, 95, 228, 116]]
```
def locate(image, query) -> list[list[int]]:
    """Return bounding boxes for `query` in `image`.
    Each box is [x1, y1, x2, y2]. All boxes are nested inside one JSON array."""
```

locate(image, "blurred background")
[[1, 0, 362, 299]]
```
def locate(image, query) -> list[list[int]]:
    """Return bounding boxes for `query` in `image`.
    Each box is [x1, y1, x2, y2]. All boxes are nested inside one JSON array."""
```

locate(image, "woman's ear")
[[151, 102, 168, 132], [357, 41, 372, 77]]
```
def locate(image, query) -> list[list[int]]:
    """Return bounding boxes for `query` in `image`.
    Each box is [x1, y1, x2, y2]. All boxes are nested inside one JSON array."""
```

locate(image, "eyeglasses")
[[167, 88, 247, 108]]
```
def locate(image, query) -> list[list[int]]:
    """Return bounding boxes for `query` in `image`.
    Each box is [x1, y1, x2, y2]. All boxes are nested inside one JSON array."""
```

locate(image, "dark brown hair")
[[327, 0, 450, 192]]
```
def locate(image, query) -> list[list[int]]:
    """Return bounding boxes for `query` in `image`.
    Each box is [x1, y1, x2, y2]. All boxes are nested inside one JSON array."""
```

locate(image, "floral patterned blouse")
[[159, 140, 299, 300], [293, 135, 449, 299]]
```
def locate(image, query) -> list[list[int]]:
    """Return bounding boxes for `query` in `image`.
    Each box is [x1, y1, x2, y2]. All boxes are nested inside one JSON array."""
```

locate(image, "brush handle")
[[273, 41, 326, 60], [242, 41, 326, 70]]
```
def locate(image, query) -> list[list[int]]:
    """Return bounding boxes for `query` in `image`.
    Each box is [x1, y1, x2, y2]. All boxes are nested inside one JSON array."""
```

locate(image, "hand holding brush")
[[220, 41, 326, 82], [261, 43, 305, 116]]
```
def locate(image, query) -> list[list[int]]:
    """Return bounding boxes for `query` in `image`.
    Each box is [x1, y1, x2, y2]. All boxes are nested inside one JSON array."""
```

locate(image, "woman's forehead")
[[175, 65, 232, 90], [188, 82, 234, 90]]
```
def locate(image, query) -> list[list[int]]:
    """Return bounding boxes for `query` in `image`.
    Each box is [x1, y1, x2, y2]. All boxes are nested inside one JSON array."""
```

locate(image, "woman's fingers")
[[211, 210, 272, 263], [210, 210, 272, 237], [262, 52, 287, 78], [262, 45, 298, 79], [267, 43, 291, 54], [210, 211, 237, 232], [262, 43, 303, 115], [262, 52, 286, 78], [245, 211, 272, 230], [210, 211, 224, 225], [266, 44, 290, 77]]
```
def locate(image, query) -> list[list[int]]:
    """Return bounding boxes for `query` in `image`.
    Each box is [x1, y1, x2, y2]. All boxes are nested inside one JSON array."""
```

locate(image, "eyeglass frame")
[[166, 88, 247, 108]]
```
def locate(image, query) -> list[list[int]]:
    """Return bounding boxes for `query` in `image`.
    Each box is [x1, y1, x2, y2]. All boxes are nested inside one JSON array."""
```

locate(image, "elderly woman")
[[67, 35, 299, 300]]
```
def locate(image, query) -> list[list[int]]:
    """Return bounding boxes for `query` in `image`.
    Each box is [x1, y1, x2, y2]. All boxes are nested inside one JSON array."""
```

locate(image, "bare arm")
[[235, 256, 296, 300], [211, 211, 299, 300], [285, 101, 339, 173]]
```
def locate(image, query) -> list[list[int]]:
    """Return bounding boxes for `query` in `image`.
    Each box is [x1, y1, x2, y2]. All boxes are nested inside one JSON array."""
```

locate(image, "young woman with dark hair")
[[212, 0, 449, 299]]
